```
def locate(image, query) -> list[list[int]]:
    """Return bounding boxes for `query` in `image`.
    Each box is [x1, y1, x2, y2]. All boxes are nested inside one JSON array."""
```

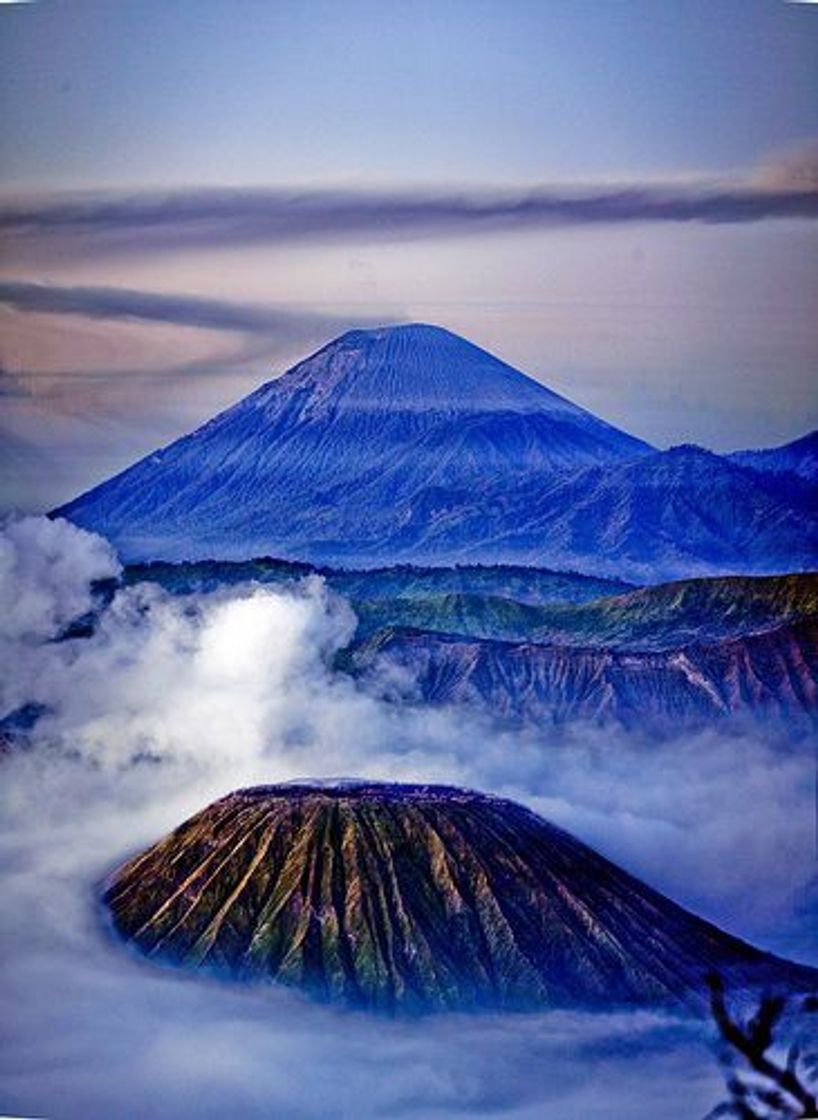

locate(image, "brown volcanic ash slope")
[[351, 620, 818, 730], [102, 783, 817, 1013]]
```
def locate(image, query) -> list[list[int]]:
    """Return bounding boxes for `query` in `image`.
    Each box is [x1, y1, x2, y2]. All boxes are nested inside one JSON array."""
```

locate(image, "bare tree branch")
[[706, 973, 818, 1119]]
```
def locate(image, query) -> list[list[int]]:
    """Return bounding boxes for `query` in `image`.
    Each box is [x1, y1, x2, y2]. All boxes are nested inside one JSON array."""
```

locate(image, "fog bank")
[[1, 516, 814, 1118]]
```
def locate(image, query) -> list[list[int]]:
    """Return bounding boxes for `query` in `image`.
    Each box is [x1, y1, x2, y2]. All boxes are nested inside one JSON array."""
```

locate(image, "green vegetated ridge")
[[118, 561, 818, 728], [125, 560, 818, 652], [123, 557, 630, 608], [353, 571, 818, 650]]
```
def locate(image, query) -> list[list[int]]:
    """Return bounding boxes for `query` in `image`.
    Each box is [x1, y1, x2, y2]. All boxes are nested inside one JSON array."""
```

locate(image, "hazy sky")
[[2, 0, 817, 190], [1, 0, 817, 509]]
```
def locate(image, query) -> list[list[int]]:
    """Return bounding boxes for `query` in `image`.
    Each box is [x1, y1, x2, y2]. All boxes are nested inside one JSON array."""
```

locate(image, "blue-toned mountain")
[[56, 325, 817, 580], [727, 430, 818, 515], [465, 445, 818, 582], [729, 430, 818, 484]]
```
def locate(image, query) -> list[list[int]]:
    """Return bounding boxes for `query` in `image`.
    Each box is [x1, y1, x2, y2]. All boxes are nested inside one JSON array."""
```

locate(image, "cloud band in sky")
[[0, 279, 352, 336], [2, 177, 817, 259]]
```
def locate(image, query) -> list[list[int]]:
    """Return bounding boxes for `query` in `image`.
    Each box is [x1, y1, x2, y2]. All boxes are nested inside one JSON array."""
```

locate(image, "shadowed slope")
[[353, 620, 818, 730], [729, 430, 818, 483], [463, 445, 818, 581], [102, 783, 817, 1014]]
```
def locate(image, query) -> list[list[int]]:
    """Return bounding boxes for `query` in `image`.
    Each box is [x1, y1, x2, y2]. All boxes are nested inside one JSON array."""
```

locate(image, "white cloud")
[[0, 517, 814, 1118], [0, 514, 119, 644]]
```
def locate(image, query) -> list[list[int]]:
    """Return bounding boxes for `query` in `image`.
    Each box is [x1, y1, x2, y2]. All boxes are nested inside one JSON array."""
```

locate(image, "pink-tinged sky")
[[0, 0, 817, 510]]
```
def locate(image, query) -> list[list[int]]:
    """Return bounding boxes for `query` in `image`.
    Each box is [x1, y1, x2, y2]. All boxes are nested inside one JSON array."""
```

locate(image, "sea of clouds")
[[0, 515, 815, 1119]]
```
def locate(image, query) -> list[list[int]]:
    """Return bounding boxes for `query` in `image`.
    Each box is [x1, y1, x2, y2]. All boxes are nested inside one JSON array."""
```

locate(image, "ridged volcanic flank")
[[54, 323, 657, 566], [55, 322, 816, 576], [262, 323, 586, 414], [102, 781, 816, 1013]]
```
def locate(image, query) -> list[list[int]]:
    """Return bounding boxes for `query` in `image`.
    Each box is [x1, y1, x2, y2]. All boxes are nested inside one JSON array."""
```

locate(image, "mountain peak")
[[665, 443, 714, 456], [53, 311, 816, 573], [335, 322, 458, 345], [258, 321, 584, 417], [51, 326, 686, 568]]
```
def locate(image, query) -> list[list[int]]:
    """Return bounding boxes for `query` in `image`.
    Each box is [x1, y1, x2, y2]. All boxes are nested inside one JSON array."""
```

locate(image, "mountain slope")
[[55, 325, 817, 579], [728, 430, 818, 483], [726, 430, 818, 516], [448, 445, 818, 581], [55, 324, 650, 563], [124, 558, 632, 606], [101, 782, 817, 1013], [349, 571, 818, 648], [350, 620, 818, 731]]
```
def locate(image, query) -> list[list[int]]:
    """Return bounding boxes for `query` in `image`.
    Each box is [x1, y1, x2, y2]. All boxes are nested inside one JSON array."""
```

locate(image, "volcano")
[[56, 324, 649, 564], [102, 782, 817, 1013], [56, 324, 817, 578]]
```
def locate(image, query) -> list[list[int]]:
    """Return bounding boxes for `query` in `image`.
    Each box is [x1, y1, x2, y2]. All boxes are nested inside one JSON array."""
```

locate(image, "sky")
[[1, 0, 817, 509]]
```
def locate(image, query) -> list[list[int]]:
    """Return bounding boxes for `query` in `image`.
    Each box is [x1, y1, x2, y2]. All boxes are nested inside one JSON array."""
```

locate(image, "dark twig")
[[706, 973, 818, 1119]]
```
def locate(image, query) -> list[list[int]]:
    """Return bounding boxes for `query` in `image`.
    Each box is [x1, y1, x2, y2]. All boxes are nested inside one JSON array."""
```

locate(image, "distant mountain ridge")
[[352, 620, 818, 731], [124, 557, 632, 606], [348, 571, 818, 649], [728, 429, 818, 483], [119, 559, 817, 732], [459, 444, 818, 580], [341, 569, 818, 730], [56, 324, 818, 580]]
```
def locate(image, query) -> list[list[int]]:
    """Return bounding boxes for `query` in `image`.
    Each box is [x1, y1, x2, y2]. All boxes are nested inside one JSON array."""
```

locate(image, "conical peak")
[[268, 321, 583, 416], [101, 781, 816, 1014], [53, 322, 657, 566], [333, 323, 460, 347]]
